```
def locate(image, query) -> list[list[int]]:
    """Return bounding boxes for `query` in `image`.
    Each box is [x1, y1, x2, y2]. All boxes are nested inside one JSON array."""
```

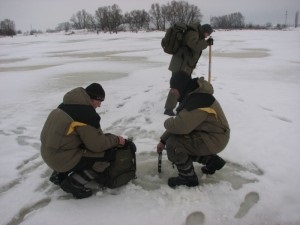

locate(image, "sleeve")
[[164, 109, 207, 135], [160, 130, 171, 143], [76, 125, 119, 153], [185, 31, 208, 52]]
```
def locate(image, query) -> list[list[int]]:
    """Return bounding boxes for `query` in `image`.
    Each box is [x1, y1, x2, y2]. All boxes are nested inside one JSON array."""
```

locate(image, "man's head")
[[202, 24, 214, 37], [85, 83, 105, 101], [85, 83, 105, 108]]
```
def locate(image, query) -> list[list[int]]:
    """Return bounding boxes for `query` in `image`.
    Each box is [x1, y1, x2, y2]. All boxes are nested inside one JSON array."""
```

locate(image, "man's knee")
[[166, 138, 189, 165]]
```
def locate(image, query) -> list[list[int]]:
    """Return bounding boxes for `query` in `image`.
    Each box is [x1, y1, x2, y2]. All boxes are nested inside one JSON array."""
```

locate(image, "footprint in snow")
[[272, 114, 292, 123], [6, 198, 51, 225], [0, 129, 11, 136], [259, 105, 273, 112], [116, 103, 125, 108], [185, 211, 205, 225], [123, 96, 131, 100], [234, 192, 260, 218], [12, 126, 27, 135]]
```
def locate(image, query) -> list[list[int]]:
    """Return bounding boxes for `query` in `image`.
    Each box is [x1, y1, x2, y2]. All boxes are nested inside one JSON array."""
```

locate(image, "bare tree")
[[70, 9, 94, 30], [211, 12, 245, 29], [185, 4, 202, 24], [163, 0, 202, 27], [0, 19, 16, 36], [161, 5, 168, 30], [95, 6, 109, 31], [149, 3, 163, 30], [56, 22, 71, 32], [109, 4, 123, 33], [95, 4, 122, 33], [124, 10, 150, 32]]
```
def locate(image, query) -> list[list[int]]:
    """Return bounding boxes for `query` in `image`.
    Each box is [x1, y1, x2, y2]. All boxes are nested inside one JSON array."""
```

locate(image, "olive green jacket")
[[40, 87, 119, 172], [168, 23, 208, 75], [161, 78, 230, 155]]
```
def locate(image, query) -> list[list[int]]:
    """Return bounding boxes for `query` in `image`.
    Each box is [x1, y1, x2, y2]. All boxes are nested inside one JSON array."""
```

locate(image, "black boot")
[[168, 159, 199, 188], [83, 169, 109, 186], [201, 155, 226, 175], [164, 109, 175, 116], [60, 174, 92, 199], [49, 171, 67, 185], [168, 174, 199, 188]]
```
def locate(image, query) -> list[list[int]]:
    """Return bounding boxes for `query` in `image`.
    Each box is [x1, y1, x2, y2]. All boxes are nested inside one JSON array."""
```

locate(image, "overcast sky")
[[0, 0, 299, 31]]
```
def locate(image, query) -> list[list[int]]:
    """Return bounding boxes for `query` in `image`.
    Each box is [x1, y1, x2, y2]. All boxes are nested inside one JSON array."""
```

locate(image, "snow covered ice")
[[0, 29, 300, 225]]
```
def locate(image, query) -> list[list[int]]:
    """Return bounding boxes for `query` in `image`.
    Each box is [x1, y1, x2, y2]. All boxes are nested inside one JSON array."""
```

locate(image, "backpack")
[[161, 22, 188, 54], [106, 140, 137, 189]]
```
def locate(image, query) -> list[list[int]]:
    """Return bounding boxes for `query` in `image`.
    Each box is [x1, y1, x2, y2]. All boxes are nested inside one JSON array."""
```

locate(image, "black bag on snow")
[[106, 140, 137, 189], [161, 22, 187, 54]]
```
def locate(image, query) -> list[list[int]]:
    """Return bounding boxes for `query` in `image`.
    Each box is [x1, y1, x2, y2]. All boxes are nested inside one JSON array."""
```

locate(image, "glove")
[[207, 37, 214, 46]]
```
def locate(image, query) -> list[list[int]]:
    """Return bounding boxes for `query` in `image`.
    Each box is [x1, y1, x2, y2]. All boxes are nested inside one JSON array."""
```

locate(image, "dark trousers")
[[57, 157, 106, 178]]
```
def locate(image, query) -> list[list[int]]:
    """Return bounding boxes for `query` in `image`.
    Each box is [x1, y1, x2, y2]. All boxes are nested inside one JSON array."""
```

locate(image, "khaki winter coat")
[[40, 87, 119, 172], [161, 78, 230, 155], [168, 23, 208, 75]]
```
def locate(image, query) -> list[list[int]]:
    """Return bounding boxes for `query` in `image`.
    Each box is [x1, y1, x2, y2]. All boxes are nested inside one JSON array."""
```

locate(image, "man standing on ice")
[[40, 83, 126, 198], [157, 72, 230, 188], [164, 23, 214, 116]]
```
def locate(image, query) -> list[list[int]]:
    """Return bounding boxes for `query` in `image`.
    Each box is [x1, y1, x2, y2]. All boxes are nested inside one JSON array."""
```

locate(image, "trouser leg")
[[167, 157, 199, 188], [164, 90, 178, 111], [50, 157, 109, 186], [198, 155, 226, 175], [166, 136, 198, 188], [57, 157, 109, 199], [70, 157, 109, 184]]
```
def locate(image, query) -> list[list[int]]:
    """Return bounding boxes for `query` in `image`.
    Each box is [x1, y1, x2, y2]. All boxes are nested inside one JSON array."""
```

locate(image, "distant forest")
[[1, 0, 299, 36]]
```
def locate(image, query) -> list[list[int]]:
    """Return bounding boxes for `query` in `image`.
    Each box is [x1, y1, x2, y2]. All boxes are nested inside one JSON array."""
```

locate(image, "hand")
[[157, 142, 165, 154], [118, 136, 125, 146], [207, 37, 214, 46]]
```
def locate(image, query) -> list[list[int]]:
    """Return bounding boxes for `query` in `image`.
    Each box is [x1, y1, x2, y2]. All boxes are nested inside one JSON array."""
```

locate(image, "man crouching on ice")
[[156, 72, 230, 188], [40, 83, 126, 198]]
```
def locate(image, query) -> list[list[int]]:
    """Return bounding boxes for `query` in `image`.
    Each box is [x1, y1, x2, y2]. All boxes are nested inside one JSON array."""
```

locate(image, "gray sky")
[[0, 0, 299, 31]]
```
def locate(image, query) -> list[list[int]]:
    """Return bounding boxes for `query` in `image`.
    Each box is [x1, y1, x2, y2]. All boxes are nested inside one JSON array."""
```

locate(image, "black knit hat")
[[170, 71, 191, 100], [202, 24, 214, 35], [85, 83, 105, 101]]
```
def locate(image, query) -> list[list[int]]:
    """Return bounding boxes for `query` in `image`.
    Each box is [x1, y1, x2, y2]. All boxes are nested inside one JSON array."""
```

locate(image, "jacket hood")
[[188, 23, 205, 38], [188, 23, 198, 31], [176, 77, 215, 113], [193, 77, 214, 95], [63, 87, 92, 106]]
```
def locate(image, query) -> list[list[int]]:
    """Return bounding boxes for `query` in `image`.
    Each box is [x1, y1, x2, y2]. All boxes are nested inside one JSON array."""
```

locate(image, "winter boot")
[[164, 109, 175, 116], [168, 174, 199, 188], [168, 159, 199, 188], [81, 169, 109, 186], [200, 155, 226, 175], [49, 171, 67, 185], [60, 174, 92, 199]]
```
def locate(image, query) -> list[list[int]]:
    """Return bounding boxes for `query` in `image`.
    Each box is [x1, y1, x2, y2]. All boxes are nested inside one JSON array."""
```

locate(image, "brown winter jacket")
[[160, 77, 230, 155], [40, 87, 119, 172], [168, 23, 208, 75]]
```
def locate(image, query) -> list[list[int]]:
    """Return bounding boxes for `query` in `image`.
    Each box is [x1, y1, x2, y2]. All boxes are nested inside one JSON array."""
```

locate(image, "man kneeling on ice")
[[40, 83, 136, 198], [156, 72, 230, 188]]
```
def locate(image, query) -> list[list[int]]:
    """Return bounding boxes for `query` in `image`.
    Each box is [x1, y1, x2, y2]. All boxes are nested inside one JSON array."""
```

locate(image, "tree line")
[[1, 0, 298, 36], [54, 1, 203, 33], [0, 19, 16, 36]]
